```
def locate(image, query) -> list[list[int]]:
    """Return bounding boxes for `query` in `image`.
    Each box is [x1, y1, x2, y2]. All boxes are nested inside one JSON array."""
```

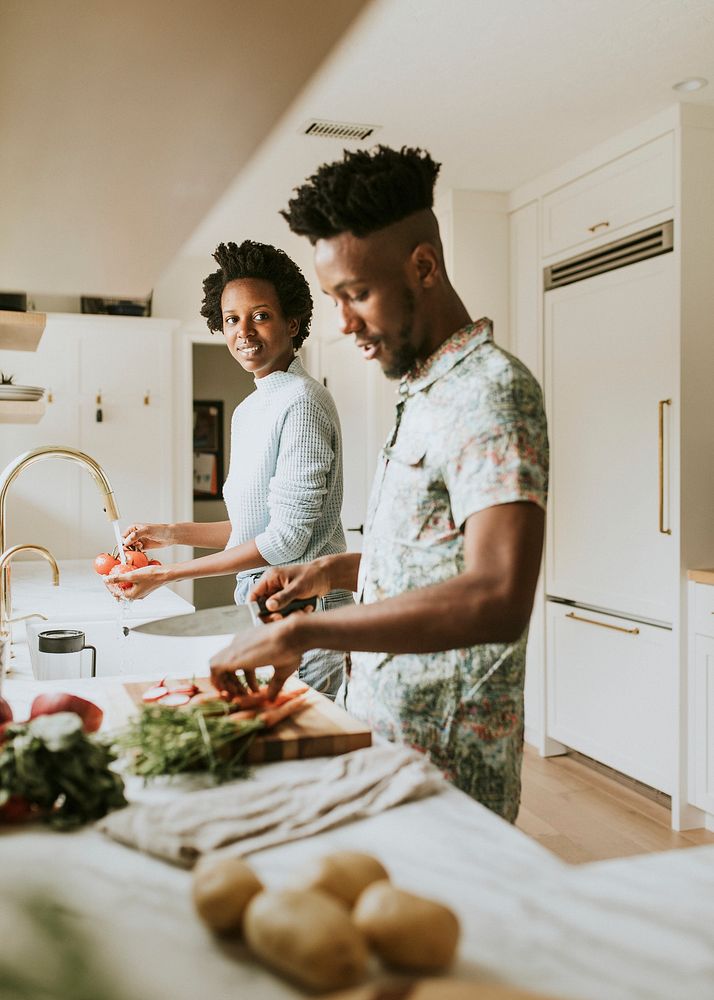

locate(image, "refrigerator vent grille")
[[544, 220, 673, 290], [301, 119, 380, 141]]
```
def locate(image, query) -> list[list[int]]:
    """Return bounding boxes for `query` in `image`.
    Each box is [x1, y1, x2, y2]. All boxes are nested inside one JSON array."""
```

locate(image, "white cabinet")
[[510, 105, 714, 824], [0, 313, 178, 561], [547, 600, 674, 793], [689, 578, 714, 823], [544, 252, 676, 625], [542, 132, 674, 258]]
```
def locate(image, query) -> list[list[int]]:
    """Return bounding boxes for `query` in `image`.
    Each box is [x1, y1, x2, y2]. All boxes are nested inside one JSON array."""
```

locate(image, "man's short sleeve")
[[443, 363, 549, 530]]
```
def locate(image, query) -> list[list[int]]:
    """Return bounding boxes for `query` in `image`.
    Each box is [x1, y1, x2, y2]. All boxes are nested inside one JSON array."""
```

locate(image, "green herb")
[[113, 703, 264, 783], [0, 713, 127, 830]]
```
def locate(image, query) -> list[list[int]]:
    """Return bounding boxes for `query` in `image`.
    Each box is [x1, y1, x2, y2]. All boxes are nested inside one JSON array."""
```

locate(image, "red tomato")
[[148, 559, 161, 566], [94, 552, 120, 576], [0, 795, 37, 824], [124, 549, 149, 569]]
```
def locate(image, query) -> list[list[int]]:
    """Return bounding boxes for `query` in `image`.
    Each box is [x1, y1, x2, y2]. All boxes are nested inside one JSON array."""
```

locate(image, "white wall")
[[436, 190, 510, 349]]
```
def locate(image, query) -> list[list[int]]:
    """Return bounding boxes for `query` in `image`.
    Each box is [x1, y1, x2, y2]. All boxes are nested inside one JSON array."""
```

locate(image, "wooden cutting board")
[[123, 678, 372, 763]]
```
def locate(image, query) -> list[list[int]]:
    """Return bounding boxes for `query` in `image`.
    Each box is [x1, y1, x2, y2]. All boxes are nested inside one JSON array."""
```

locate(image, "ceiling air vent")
[[544, 221, 674, 291], [301, 119, 380, 141]]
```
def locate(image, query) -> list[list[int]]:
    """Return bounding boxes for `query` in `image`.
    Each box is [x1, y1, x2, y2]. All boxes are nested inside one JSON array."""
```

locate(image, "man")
[[210, 146, 548, 822]]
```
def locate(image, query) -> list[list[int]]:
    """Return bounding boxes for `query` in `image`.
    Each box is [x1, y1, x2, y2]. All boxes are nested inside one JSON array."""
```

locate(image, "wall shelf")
[[0, 399, 46, 424], [0, 310, 46, 352]]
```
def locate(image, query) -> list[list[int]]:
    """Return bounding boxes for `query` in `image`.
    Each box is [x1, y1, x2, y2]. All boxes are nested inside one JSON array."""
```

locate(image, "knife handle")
[[255, 595, 318, 617]]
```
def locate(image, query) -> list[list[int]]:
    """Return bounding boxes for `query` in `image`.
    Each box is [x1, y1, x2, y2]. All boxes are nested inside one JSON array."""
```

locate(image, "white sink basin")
[[25, 618, 234, 681]]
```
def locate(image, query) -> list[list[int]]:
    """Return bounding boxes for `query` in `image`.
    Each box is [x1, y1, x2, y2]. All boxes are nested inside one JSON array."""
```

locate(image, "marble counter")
[[1, 676, 714, 1000], [4, 559, 204, 683]]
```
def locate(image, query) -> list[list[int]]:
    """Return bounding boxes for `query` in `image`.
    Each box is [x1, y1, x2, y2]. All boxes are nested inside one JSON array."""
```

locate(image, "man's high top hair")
[[281, 145, 441, 244]]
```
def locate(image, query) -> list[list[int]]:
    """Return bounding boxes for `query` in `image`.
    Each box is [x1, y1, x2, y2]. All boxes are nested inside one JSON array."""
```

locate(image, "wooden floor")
[[516, 743, 714, 863]]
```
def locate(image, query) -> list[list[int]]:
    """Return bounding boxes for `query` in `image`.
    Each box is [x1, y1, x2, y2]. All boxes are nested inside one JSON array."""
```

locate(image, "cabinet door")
[[0, 328, 83, 559], [322, 337, 395, 553], [545, 253, 676, 624], [542, 132, 674, 257], [691, 633, 714, 814], [77, 320, 174, 556], [547, 601, 674, 792]]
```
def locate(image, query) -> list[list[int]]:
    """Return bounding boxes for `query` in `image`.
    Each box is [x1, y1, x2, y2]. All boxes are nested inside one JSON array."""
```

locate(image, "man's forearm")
[[293, 571, 530, 655]]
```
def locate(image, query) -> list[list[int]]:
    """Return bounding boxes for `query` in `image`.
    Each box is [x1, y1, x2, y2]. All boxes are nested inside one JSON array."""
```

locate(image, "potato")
[[293, 851, 389, 908], [352, 880, 459, 971], [192, 856, 263, 933], [244, 888, 369, 991]]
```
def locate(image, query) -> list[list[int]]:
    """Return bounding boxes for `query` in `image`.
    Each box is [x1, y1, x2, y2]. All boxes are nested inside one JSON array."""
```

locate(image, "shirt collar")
[[400, 317, 493, 396], [254, 355, 304, 392]]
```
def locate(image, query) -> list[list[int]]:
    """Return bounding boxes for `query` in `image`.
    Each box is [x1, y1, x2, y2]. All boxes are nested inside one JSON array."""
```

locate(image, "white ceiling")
[[4, 0, 714, 302], [0, 0, 367, 298]]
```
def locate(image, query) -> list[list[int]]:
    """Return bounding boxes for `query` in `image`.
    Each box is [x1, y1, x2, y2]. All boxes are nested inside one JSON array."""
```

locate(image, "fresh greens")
[[0, 712, 127, 829], [113, 703, 264, 782]]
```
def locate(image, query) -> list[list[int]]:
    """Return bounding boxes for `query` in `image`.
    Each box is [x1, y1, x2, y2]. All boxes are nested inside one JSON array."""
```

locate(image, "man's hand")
[[209, 616, 307, 701], [249, 561, 333, 616]]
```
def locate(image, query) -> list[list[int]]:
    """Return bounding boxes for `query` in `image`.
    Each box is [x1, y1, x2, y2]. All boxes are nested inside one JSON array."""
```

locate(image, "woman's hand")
[[105, 563, 167, 601], [250, 560, 333, 617], [210, 617, 306, 701], [122, 523, 175, 551]]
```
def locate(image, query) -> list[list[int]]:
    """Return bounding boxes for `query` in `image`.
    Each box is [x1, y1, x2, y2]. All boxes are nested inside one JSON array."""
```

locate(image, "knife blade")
[[128, 596, 318, 638]]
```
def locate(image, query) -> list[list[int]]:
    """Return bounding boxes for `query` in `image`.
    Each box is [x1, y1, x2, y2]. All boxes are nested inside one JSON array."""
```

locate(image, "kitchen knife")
[[127, 596, 318, 638]]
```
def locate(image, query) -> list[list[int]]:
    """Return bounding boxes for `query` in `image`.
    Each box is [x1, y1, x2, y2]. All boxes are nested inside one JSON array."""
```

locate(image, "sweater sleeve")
[[254, 396, 335, 564]]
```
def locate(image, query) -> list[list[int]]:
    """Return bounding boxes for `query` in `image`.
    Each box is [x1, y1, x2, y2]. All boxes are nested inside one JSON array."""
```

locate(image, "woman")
[[107, 239, 352, 697]]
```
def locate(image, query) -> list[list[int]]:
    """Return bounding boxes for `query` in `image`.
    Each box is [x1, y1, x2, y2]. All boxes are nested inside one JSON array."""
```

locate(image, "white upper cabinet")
[[541, 132, 674, 258], [0, 314, 178, 560]]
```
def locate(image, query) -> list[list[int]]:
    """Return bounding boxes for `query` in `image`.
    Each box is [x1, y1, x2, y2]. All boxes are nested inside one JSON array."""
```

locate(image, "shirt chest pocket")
[[378, 439, 447, 543]]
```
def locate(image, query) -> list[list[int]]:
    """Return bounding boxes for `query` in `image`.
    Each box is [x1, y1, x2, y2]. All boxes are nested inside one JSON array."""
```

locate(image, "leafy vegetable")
[[113, 702, 264, 782], [0, 712, 127, 829]]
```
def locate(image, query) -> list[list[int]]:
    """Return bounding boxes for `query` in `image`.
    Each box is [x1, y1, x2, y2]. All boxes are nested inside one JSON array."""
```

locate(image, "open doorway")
[[191, 342, 253, 609]]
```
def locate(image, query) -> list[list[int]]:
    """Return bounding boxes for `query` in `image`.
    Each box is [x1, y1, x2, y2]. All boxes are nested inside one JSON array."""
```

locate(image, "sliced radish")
[[142, 685, 169, 703], [158, 691, 191, 707], [169, 683, 200, 696]]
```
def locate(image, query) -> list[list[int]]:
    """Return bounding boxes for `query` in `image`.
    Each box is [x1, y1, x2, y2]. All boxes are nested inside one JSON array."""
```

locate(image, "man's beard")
[[382, 289, 419, 380]]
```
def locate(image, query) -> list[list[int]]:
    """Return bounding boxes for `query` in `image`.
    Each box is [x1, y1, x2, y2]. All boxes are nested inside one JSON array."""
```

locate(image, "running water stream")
[[111, 519, 128, 564], [110, 519, 133, 669]]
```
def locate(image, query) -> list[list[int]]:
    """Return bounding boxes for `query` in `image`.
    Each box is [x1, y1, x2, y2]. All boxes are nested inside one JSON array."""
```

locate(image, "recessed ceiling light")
[[672, 77, 708, 92]]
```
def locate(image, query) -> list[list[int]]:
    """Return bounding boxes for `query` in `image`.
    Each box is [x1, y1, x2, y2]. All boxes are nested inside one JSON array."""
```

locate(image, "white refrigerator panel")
[[545, 254, 676, 624]]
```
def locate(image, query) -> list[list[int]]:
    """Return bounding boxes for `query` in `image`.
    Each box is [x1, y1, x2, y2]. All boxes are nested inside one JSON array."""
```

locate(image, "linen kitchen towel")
[[97, 744, 445, 866]]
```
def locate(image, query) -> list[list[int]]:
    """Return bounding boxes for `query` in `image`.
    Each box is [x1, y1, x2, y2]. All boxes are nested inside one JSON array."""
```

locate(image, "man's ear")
[[289, 317, 301, 339], [410, 242, 440, 288]]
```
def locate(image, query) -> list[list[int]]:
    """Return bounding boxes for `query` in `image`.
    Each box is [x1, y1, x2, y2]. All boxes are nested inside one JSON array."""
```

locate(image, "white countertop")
[[3, 559, 210, 683], [9, 558, 192, 624], [1, 675, 714, 1000]]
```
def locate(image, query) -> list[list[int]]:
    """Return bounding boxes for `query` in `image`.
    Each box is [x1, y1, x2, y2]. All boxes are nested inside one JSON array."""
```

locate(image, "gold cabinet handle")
[[587, 220, 610, 233], [565, 611, 639, 635], [658, 399, 672, 535]]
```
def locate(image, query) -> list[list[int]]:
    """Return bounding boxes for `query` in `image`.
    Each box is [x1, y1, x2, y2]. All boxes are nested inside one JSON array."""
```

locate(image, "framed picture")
[[193, 400, 224, 498]]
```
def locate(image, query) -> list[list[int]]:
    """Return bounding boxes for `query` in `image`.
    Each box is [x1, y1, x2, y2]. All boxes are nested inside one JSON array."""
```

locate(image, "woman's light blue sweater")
[[223, 356, 346, 590]]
